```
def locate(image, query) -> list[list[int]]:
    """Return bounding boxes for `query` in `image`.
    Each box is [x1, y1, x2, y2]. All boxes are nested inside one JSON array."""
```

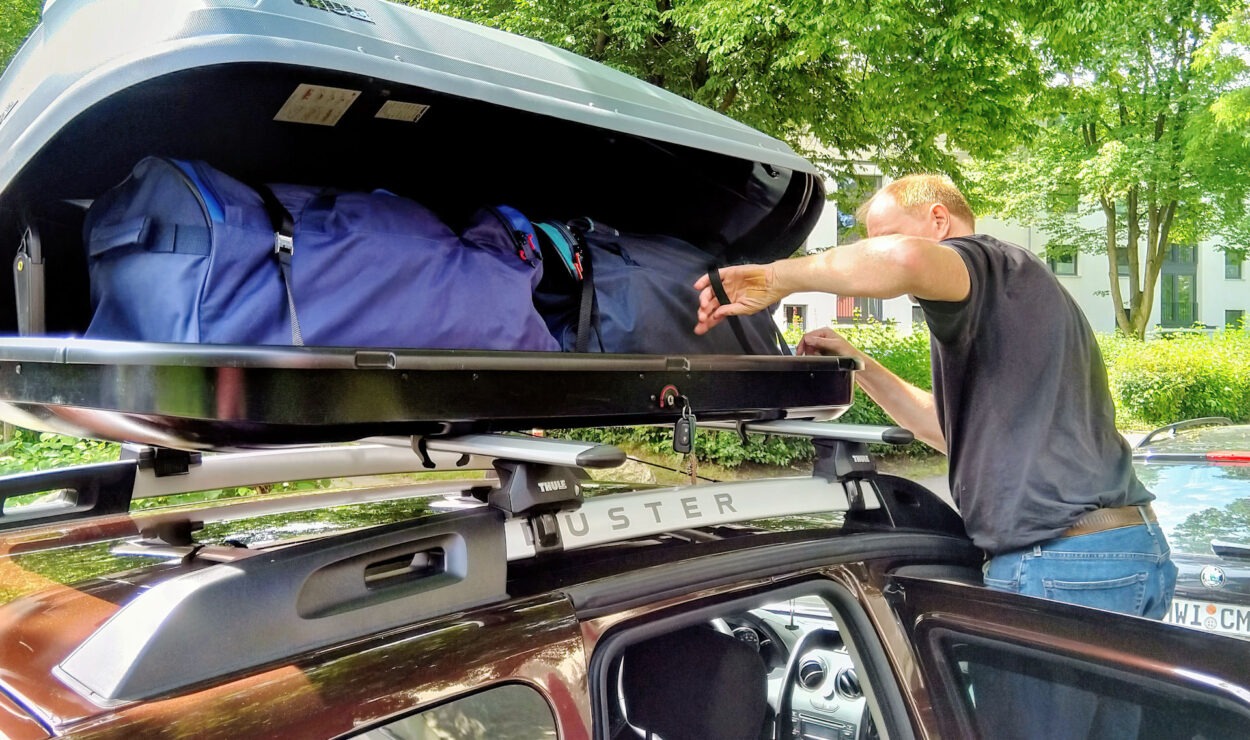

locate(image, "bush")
[[1101, 328, 1250, 428], [557, 425, 815, 469], [828, 322, 935, 457], [0, 429, 118, 474]]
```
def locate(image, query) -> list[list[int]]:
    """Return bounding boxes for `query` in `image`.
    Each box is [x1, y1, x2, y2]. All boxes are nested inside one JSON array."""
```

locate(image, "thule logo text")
[[537, 480, 568, 493]]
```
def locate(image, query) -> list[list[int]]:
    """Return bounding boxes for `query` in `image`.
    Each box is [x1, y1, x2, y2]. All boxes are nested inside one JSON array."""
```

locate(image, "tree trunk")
[[1103, 200, 1134, 335]]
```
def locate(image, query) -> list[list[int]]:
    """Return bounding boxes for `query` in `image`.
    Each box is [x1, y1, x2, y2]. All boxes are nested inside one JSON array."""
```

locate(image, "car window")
[[355, 683, 557, 740], [596, 582, 903, 740], [936, 631, 1250, 739]]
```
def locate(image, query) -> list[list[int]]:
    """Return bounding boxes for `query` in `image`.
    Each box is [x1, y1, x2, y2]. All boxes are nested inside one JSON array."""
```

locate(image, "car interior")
[[600, 587, 878, 740]]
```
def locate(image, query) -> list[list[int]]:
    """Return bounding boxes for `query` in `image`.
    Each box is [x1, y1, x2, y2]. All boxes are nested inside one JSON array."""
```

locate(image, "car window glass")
[[940, 633, 1250, 739], [355, 683, 556, 740], [606, 589, 882, 740]]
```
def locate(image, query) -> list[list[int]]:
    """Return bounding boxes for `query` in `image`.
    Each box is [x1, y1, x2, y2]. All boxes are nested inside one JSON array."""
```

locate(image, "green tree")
[[971, 0, 1250, 338], [0, 0, 40, 74], [403, 0, 1045, 180]]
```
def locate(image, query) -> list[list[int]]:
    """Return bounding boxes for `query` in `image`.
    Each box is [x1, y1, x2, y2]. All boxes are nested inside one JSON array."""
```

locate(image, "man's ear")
[[929, 203, 952, 240]]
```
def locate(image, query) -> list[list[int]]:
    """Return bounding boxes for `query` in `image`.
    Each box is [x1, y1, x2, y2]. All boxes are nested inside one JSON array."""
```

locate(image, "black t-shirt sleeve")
[[918, 237, 989, 346]]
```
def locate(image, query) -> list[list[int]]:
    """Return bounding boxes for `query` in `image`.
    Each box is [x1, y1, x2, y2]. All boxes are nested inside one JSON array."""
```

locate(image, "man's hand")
[[796, 327, 863, 361], [693, 264, 783, 335]]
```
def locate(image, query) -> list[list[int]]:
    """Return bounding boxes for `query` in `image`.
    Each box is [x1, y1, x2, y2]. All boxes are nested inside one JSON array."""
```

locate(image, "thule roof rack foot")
[[704, 420, 915, 514], [123, 445, 203, 477], [416, 433, 627, 554]]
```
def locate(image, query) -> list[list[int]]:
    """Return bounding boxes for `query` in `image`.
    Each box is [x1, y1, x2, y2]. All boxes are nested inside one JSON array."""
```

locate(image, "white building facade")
[[774, 170, 1249, 337]]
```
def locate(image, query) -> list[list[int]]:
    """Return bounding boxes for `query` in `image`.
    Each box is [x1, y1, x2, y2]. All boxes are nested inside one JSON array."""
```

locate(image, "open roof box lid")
[[0, 0, 854, 449]]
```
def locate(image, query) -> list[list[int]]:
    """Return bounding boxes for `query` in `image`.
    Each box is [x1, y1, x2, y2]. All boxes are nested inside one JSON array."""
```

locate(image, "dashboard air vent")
[[797, 657, 827, 691], [835, 667, 862, 699]]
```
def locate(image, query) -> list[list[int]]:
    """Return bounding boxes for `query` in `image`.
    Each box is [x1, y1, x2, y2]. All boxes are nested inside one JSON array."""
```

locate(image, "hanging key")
[[673, 400, 696, 454]]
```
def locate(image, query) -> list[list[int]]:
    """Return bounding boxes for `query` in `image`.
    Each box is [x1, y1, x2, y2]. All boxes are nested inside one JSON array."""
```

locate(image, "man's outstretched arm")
[[693, 235, 969, 335]]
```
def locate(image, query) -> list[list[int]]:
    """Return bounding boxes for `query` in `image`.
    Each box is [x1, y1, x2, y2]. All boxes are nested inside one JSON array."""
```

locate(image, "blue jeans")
[[971, 518, 1178, 739], [983, 518, 1178, 618]]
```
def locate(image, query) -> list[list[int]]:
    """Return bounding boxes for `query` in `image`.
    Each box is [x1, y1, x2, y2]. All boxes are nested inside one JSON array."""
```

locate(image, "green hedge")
[[1102, 329, 1250, 428], [557, 425, 816, 469]]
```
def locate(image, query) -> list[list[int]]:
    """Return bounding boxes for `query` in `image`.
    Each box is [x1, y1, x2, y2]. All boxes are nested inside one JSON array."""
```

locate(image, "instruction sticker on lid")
[[274, 84, 361, 126], [375, 101, 430, 123]]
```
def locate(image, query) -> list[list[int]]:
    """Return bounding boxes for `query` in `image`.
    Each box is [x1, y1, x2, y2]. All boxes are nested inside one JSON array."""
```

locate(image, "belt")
[[1061, 504, 1156, 538]]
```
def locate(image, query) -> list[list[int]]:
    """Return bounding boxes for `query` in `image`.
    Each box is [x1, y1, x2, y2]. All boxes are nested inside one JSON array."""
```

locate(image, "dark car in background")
[[1134, 418, 1250, 639]]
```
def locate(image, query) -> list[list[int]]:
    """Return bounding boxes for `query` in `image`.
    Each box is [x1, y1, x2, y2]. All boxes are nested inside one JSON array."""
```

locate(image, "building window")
[[1160, 244, 1198, 328], [835, 296, 883, 324], [834, 174, 883, 245], [1160, 274, 1197, 327], [1227, 251, 1244, 280], [783, 304, 807, 332], [1167, 244, 1197, 263], [1047, 252, 1077, 276], [1228, 310, 1246, 329]]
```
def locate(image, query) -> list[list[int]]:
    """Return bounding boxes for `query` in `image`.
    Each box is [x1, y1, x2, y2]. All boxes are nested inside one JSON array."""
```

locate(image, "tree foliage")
[[971, 0, 1250, 338], [0, 0, 40, 74], [402, 0, 1045, 180]]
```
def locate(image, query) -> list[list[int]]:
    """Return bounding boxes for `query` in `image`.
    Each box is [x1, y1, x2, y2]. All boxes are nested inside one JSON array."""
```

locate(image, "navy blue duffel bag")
[[533, 218, 790, 355], [83, 157, 560, 351]]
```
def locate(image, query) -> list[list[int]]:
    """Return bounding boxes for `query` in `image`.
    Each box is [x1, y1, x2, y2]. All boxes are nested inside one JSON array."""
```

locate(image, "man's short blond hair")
[[856, 174, 976, 230]]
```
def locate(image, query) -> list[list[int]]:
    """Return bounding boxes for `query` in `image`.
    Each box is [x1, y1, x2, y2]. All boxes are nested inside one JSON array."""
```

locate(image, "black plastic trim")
[[57, 508, 508, 703], [567, 531, 980, 619], [0, 460, 136, 530]]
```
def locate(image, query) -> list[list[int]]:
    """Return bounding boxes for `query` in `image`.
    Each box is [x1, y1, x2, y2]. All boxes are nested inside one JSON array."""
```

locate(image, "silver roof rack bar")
[[415, 434, 626, 469], [701, 420, 914, 446]]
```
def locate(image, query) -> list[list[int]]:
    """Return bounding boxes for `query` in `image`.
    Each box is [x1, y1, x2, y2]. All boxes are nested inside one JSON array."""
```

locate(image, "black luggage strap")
[[704, 266, 791, 355], [568, 221, 605, 353], [254, 184, 304, 346], [574, 236, 603, 353]]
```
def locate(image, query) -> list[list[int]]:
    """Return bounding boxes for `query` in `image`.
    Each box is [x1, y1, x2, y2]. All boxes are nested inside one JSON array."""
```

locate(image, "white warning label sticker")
[[274, 84, 361, 126], [375, 101, 431, 123]]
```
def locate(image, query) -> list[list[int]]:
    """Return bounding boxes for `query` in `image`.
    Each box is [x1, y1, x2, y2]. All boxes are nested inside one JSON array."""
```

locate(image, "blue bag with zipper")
[[83, 157, 560, 350], [533, 218, 790, 355]]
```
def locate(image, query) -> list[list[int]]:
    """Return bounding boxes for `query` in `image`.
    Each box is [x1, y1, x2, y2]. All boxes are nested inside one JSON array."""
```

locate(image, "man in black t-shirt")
[[693, 174, 1176, 619]]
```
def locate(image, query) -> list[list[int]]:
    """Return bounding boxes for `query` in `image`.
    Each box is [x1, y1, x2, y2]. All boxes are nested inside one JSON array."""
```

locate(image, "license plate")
[[1166, 597, 1250, 638]]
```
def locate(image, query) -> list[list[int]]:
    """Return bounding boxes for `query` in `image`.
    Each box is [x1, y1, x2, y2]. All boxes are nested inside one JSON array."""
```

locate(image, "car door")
[[888, 570, 1250, 739]]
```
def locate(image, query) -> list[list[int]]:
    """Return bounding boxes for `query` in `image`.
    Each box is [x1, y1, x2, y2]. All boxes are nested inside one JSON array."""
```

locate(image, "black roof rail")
[[0, 461, 137, 530], [56, 508, 507, 704], [1134, 417, 1234, 449]]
